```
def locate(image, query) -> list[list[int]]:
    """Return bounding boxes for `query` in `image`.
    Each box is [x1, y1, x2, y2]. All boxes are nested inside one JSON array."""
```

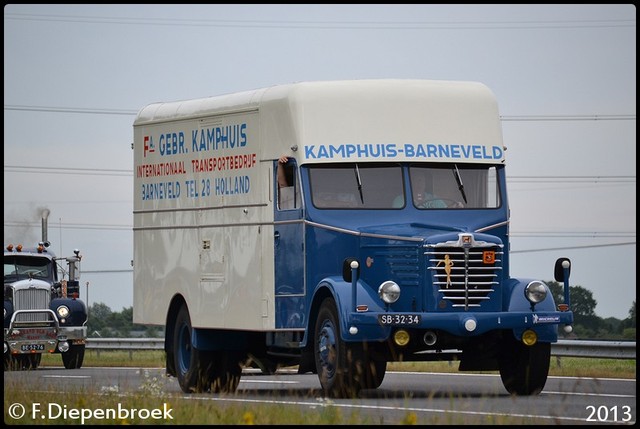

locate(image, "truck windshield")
[[309, 163, 403, 209], [4, 256, 53, 281], [408, 164, 501, 209], [308, 163, 500, 209]]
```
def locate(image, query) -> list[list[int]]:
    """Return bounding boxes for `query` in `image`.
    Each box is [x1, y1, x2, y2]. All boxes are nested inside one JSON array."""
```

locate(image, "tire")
[[499, 336, 550, 396], [314, 298, 384, 398], [173, 304, 212, 393], [29, 353, 42, 369], [249, 356, 279, 375], [62, 344, 85, 369], [354, 342, 387, 389], [208, 351, 243, 393], [4, 353, 44, 371], [8, 355, 32, 370]]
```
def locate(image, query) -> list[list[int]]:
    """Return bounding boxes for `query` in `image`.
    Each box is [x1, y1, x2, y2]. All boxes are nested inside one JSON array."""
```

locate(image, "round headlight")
[[378, 281, 401, 304], [525, 281, 547, 304], [57, 305, 70, 318]]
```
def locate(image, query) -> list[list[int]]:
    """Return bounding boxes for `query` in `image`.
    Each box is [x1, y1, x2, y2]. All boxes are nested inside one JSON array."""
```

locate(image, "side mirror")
[[342, 258, 359, 283], [554, 257, 571, 282]]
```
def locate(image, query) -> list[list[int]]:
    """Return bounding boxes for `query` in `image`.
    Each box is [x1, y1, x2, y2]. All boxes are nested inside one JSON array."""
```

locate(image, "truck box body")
[[132, 79, 573, 397]]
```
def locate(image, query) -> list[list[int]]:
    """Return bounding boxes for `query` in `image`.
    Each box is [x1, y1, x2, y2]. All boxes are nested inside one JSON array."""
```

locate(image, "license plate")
[[20, 344, 45, 352], [378, 314, 421, 325]]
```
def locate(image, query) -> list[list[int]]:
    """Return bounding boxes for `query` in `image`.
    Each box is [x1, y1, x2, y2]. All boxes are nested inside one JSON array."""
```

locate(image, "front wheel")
[[314, 298, 385, 397], [29, 353, 42, 369], [62, 344, 85, 369], [498, 336, 550, 396]]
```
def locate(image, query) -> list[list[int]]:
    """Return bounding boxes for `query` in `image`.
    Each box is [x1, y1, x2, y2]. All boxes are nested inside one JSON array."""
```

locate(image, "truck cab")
[[4, 215, 87, 371]]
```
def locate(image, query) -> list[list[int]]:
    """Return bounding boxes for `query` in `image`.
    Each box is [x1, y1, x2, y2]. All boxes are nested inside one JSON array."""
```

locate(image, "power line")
[[4, 221, 130, 231], [4, 221, 635, 239], [511, 232, 636, 238], [511, 241, 636, 253], [4, 165, 132, 176], [3, 105, 137, 115], [4, 13, 636, 30], [4, 165, 636, 183], [4, 104, 636, 121], [501, 114, 635, 121]]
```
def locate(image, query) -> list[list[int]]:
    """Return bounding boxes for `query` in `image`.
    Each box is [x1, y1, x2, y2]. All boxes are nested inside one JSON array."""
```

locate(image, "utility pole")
[[86, 281, 90, 316]]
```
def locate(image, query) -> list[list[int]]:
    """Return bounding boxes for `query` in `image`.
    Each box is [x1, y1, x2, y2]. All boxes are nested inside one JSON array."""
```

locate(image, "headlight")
[[525, 281, 547, 304], [378, 281, 401, 304], [57, 305, 70, 318]]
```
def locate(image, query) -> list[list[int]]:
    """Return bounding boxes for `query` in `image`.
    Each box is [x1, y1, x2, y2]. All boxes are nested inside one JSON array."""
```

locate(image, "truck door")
[[273, 158, 305, 329]]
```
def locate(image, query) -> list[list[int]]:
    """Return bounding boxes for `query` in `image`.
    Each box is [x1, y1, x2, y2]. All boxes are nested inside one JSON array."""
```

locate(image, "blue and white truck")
[[4, 209, 87, 370], [132, 79, 574, 397]]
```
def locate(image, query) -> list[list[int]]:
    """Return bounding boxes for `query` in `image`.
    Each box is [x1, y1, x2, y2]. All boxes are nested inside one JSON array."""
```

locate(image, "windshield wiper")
[[452, 164, 468, 204], [354, 164, 364, 204]]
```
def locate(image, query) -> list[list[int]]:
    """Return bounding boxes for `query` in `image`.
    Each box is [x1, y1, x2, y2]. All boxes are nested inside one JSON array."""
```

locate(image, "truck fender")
[[504, 277, 559, 343], [504, 278, 558, 312], [50, 297, 88, 326], [304, 277, 389, 346]]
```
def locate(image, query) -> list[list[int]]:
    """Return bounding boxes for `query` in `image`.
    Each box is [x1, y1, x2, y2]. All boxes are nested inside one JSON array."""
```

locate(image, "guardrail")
[[86, 338, 636, 360]]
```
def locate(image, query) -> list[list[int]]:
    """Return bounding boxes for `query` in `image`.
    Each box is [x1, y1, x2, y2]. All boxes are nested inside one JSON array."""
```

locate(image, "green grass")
[[2, 382, 564, 425], [38, 349, 636, 379]]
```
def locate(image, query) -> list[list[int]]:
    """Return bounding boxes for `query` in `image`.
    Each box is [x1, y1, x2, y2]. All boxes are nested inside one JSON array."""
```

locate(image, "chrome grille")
[[13, 288, 51, 322], [426, 234, 503, 309]]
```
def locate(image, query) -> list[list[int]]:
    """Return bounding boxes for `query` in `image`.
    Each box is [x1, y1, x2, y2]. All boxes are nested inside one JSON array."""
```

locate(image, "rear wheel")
[[499, 336, 550, 395], [173, 305, 211, 393], [173, 304, 244, 394], [208, 351, 244, 393]]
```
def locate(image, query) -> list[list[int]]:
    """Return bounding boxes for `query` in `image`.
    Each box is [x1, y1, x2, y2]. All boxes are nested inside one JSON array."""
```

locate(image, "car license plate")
[[378, 314, 421, 325], [20, 344, 45, 352]]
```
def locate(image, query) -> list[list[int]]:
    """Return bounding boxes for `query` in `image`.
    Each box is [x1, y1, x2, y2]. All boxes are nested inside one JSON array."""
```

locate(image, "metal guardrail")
[[551, 340, 636, 359], [86, 338, 636, 360]]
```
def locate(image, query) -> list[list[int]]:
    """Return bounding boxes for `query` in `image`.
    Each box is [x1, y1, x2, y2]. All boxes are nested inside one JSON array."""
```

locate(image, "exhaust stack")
[[41, 209, 51, 246]]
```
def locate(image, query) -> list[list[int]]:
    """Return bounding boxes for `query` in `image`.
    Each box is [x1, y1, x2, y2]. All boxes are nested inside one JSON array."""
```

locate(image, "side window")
[[276, 158, 300, 210]]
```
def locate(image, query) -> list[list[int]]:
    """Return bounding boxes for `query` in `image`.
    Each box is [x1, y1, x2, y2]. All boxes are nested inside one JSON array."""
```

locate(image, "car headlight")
[[57, 305, 70, 319], [525, 281, 547, 304], [378, 281, 401, 304]]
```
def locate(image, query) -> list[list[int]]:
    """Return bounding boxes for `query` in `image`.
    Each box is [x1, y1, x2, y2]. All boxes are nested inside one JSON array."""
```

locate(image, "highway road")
[[4, 366, 636, 425]]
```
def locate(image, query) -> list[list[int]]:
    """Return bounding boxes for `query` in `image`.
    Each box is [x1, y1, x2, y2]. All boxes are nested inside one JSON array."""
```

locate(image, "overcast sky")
[[4, 4, 636, 320]]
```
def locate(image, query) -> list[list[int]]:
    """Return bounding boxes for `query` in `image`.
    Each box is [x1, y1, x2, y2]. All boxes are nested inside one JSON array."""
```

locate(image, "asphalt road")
[[4, 366, 636, 425]]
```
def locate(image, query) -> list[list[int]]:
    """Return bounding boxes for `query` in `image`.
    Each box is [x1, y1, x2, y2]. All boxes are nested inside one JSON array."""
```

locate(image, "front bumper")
[[346, 310, 574, 342], [4, 309, 87, 355]]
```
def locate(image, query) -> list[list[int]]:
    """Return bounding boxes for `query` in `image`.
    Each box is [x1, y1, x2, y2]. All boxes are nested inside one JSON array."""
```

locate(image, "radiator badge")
[[483, 250, 495, 264], [437, 254, 454, 288]]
